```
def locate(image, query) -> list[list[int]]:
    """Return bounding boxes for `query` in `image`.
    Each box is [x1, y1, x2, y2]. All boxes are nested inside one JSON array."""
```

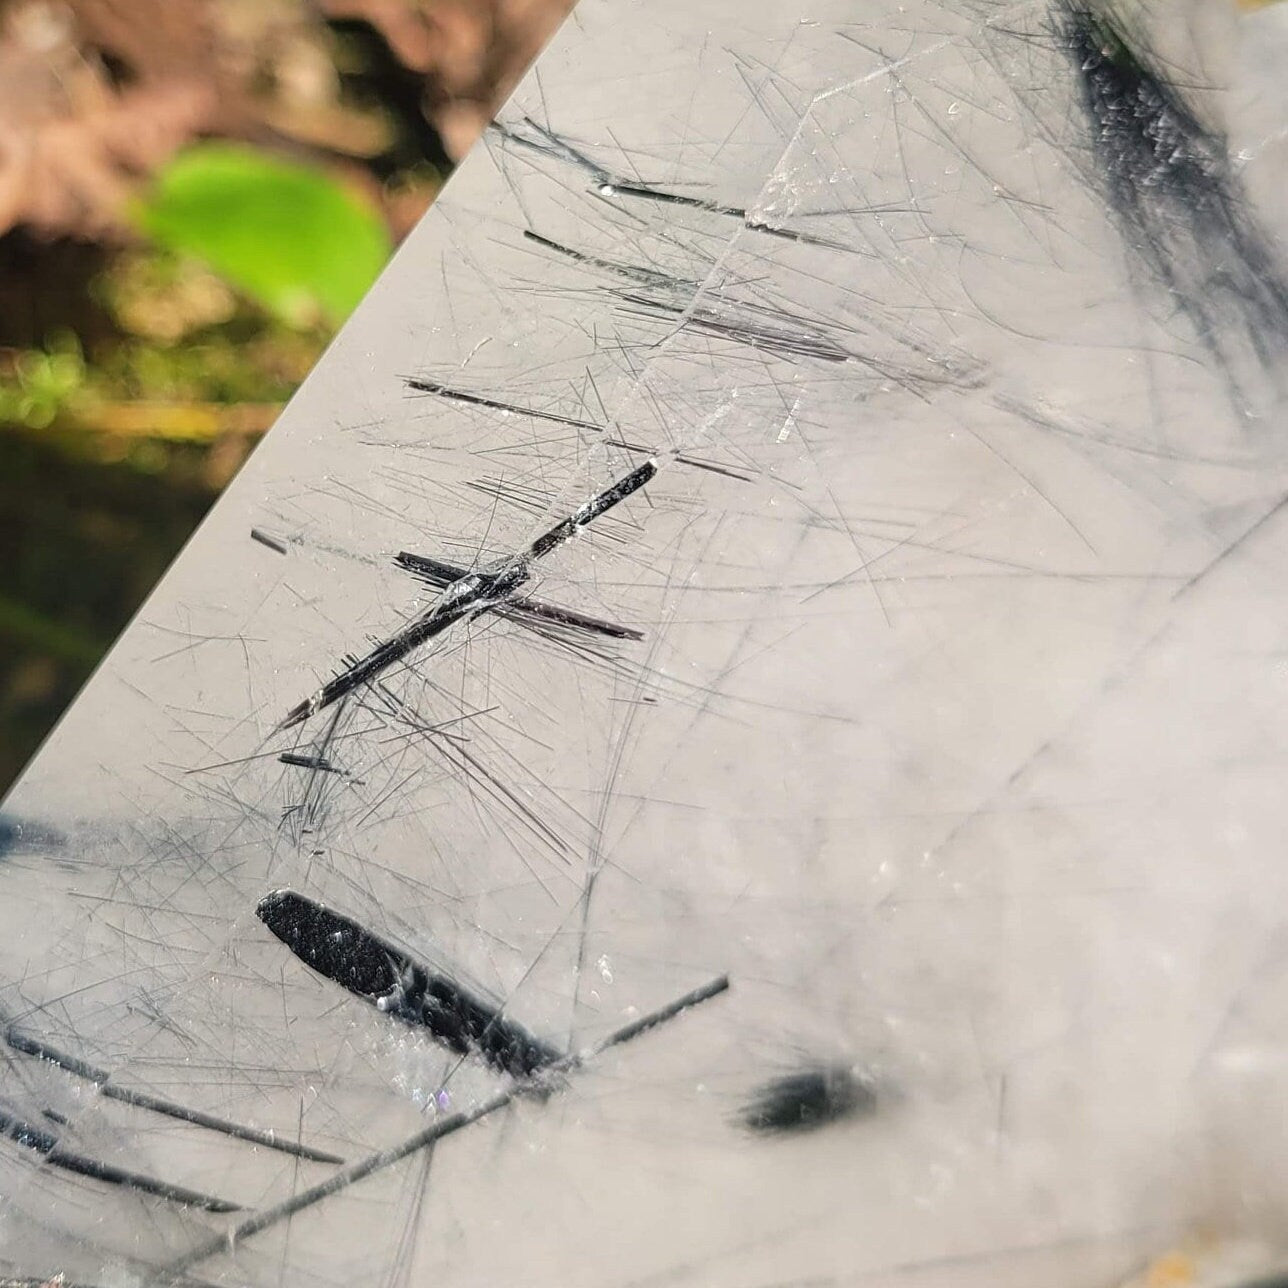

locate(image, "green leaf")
[[136, 144, 391, 328]]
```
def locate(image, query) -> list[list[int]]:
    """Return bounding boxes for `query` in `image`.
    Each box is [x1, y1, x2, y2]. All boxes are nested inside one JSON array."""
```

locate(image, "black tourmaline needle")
[[279, 461, 655, 729], [256, 890, 562, 1078], [4, 1027, 343, 1165], [0, 1106, 241, 1211]]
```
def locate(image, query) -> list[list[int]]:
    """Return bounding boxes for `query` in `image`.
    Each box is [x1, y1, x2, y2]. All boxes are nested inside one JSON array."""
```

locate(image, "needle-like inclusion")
[[4, 1026, 344, 1165], [257, 890, 562, 1078], [279, 461, 656, 729], [0, 1106, 241, 1212]]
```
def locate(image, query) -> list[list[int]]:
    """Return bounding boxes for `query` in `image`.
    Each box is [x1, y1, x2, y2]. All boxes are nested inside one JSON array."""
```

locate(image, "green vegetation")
[[0, 332, 87, 432], [136, 144, 392, 328]]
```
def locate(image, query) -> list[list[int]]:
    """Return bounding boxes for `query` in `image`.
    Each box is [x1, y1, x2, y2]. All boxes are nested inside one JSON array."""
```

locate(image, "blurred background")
[[0, 0, 572, 791]]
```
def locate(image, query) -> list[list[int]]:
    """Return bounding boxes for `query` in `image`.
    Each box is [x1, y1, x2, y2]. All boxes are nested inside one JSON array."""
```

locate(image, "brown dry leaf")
[[318, 0, 575, 160], [319, 0, 440, 70], [0, 0, 577, 241], [0, 78, 217, 238], [67, 0, 217, 80], [0, 0, 223, 238]]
